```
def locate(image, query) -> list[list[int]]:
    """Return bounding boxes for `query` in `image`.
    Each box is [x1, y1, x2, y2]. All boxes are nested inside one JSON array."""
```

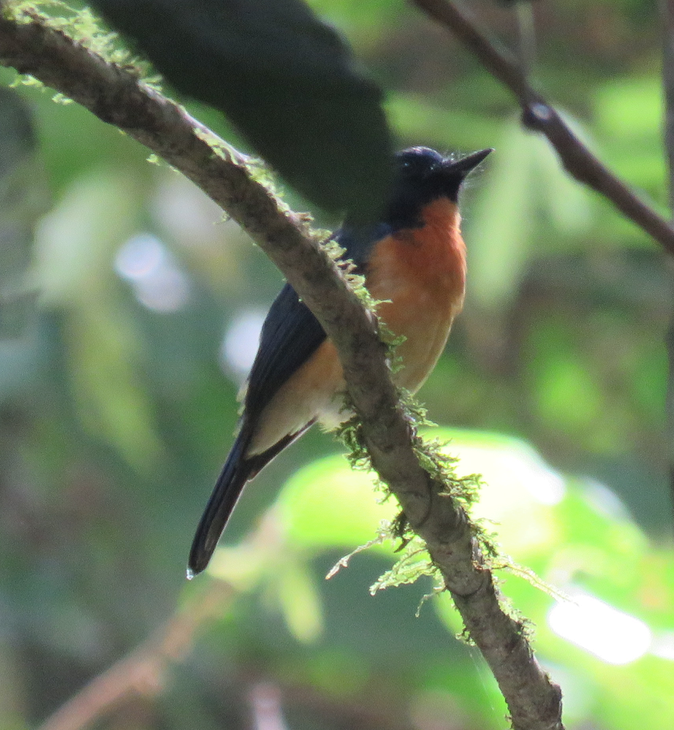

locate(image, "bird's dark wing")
[[189, 285, 324, 577], [243, 223, 394, 421], [243, 222, 393, 421], [243, 282, 327, 423]]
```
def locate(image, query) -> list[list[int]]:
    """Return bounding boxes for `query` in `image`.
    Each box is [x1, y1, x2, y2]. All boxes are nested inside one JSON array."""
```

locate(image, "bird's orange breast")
[[247, 197, 466, 455], [366, 197, 466, 392]]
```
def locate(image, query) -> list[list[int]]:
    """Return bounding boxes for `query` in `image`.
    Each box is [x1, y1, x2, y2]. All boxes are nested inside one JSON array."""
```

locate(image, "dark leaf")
[[90, 0, 394, 221]]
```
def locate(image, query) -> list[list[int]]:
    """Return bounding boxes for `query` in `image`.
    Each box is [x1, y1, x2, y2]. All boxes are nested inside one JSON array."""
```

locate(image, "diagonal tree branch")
[[0, 6, 563, 730], [414, 0, 674, 256]]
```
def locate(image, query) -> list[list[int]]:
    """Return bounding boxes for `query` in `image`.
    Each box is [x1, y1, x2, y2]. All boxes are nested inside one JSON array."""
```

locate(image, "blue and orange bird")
[[188, 146, 492, 577]]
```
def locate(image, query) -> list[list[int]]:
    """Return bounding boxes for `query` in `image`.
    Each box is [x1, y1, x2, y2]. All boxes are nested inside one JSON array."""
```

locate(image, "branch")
[[0, 8, 563, 730], [414, 0, 674, 256], [38, 583, 233, 730]]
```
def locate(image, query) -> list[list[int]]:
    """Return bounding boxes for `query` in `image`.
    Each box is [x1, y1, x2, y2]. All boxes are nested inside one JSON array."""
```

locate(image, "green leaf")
[[386, 93, 499, 150], [463, 120, 536, 310], [66, 303, 165, 473], [594, 76, 666, 194], [465, 116, 592, 310], [89, 0, 393, 221], [595, 76, 662, 139], [276, 454, 397, 552], [277, 559, 324, 642], [32, 169, 164, 471]]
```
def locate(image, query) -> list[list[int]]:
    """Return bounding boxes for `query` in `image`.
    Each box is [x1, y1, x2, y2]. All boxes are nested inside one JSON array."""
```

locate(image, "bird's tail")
[[187, 432, 252, 578], [188, 422, 313, 578]]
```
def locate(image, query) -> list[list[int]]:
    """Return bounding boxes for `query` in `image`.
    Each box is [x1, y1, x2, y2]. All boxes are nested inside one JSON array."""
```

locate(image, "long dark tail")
[[187, 423, 313, 577], [188, 432, 253, 577]]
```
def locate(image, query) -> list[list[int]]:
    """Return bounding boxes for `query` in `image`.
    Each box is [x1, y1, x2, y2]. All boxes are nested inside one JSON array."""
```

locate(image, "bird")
[[187, 145, 492, 577]]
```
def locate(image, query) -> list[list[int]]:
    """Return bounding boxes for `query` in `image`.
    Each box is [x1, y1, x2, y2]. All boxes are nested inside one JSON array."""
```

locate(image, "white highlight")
[[548, 592, 651, 665], [650, 631, 674, 661], [504, 449, 566, 505], [115, 233, 190, 312], [221, 309, 266, 378]]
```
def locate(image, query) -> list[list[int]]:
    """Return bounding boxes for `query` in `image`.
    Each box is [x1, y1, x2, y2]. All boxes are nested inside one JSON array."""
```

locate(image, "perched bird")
[[188, 146, 492, 577]]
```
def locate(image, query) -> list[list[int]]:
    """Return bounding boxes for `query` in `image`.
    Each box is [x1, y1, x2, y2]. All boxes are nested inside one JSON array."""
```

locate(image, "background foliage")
[[0, 1, 672, 729]]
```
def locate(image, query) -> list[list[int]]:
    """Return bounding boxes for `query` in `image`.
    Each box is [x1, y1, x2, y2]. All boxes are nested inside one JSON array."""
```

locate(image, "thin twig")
[[414, 0, 674, 256], [38, 583, 233, 730], [0, 8, 562, 730]]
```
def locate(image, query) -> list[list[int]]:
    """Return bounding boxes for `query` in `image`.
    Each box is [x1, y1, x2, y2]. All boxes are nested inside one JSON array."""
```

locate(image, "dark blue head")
[[337, 146, 492, 266], [386, 146, 492, 229]]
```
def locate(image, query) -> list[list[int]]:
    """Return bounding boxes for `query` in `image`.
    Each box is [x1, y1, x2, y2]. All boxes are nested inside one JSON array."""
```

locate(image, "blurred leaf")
[[0, 640, 26, 730], [386, 93, 500, 150], [463, 120, 536, 310], [465, 117, 593, 311], [536, 344, 603, 432], [536, 113, 593, 234], [305, 0, 411, 46], [524, 317, 630, 453], [435, 429, 567, 559], [0, 87, 50, 337], [210, 425, 674, 729], [594, 76, 666, 195], [596, 76, 662, 139], [32, 170, 138, 303], [208, 512, 323, 641], [90, 0, 393, 221], [277, 559, 323, 642], [67, 303, 164, 472], [276, 454, 397, 552], [33, 169, 164, 470]]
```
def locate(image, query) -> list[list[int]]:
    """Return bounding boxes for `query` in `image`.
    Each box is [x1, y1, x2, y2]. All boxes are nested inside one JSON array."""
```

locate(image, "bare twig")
[[38, 583, 233, 730], [0, 8, 563, 730], [414, 0, 674, 256]]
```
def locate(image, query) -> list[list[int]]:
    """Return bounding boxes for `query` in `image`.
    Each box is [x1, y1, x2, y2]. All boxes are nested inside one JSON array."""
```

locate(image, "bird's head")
[[386, 146, 492, 229]]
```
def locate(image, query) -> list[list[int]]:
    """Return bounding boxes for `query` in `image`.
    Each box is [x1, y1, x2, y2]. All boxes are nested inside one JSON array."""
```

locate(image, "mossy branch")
[[0, 4, 563, 729]]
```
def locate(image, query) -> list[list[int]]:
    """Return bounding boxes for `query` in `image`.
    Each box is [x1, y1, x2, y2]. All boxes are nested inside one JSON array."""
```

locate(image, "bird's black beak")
[[444, 148, 493, 178]]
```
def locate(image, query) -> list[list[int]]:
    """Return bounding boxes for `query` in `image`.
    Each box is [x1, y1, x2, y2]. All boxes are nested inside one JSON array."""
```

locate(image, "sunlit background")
[[1, 1, 673, 729]]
